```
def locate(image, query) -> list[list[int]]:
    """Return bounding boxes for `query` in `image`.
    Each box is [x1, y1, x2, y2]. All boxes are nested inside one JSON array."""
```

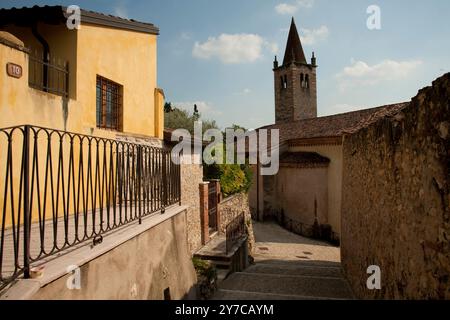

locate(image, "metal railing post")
[[137, 145, 142, 224], [23, 125, 31, 279], [162, 151, 168, 208]]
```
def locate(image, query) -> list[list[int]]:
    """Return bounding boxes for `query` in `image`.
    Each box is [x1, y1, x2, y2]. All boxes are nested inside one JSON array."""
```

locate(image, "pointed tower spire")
[[282, 17, 307, 66]]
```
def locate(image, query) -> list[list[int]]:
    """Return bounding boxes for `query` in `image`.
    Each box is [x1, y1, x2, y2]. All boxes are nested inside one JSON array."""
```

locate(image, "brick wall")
[[341, 73, 450, 299]]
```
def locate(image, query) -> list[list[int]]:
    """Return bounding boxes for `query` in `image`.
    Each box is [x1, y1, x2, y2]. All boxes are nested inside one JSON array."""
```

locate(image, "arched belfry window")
[[300, 73, 304, 88], [305, 74, 310, 89], [281, 75, 288, 90]]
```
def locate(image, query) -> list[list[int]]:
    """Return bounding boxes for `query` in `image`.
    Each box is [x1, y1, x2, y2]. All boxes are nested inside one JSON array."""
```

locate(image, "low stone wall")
[[29, 208, 197, 300], [180, 157, 204, 253], [219, 193, 255, 254], [341, 73, 450, 299]]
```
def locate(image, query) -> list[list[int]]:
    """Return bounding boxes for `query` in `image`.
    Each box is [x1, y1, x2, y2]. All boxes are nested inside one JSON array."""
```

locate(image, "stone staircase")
[[213, 254, 354, 300]]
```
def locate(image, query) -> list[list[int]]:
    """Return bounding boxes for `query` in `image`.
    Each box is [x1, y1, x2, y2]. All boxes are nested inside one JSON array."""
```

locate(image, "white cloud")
[[114, 2, 128, 18], [193, 34, 278, 64], [173, 101, 222, 118], [297, 0, 315, 8], [275, 0, 315, 15], [232, 88, 252, 96], [275, 3, 298, 15], [336, 59, 423, 91], [180, 32, 192, 41], [267, 42, 279, 55], [300, 25, 329, 45]]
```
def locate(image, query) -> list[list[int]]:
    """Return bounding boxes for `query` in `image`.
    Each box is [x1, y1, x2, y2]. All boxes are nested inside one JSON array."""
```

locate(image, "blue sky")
[[2, 0, 450, 129]]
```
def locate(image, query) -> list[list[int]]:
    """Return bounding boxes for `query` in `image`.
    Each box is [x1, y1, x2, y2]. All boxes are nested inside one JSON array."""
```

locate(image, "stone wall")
[[341, 73, 450, 299], [180, 155, 204, 253], [274, 63, 317, 123], [219, 193, 255, 254]]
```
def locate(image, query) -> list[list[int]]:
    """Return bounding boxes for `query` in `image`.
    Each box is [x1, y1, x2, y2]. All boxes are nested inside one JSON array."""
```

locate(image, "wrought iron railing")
[[29, 55, 69, 97], [0, 125, 181, 290], [225, 213, 246, 254]]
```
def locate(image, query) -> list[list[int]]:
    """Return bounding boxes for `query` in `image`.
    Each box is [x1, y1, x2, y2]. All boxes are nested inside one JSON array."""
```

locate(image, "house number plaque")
[[6, 63, 22, 79]]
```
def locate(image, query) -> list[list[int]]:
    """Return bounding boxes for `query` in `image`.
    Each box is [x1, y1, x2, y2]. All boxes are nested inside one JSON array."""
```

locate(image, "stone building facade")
[[250, 18, 408, 242], [274, 18, 317, 123], [341, 73, 450, 299]]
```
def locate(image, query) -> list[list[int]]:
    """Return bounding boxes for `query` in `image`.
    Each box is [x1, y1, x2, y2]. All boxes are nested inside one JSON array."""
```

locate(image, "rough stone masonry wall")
[[341, 73, 450, 299], [219, 193, 256, 254], [180, 158, 204, 254]]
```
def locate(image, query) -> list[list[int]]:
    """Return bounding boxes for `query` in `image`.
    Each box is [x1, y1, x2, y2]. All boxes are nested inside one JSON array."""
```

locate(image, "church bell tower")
[[274, 18, 317, 123]]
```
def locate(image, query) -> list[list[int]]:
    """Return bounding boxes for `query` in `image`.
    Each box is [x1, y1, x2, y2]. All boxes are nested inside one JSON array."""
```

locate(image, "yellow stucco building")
[[0, 6, 166, 229], [0, 5, 164, 139]]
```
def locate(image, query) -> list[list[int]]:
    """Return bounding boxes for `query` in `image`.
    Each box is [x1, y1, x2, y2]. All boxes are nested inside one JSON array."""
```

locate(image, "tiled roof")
[[260, 102, 409, 143], [280, 152, 330, 165], [0, 5, 159, 35]]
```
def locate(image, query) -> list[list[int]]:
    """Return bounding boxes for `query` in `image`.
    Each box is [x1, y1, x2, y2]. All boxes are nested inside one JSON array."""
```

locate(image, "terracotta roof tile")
[[0, 5, 159, 35], [260, 102, 409, 143]]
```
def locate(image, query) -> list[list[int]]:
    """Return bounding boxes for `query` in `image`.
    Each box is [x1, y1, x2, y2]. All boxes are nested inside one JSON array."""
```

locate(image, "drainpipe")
[[32, 23, 50, 92]]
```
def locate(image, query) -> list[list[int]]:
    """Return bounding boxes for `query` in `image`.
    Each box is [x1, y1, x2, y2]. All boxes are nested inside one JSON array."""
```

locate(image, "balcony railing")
[[0, 125, 181, 290], [225, 213, 246, 254], [29, 55, 69, 97]]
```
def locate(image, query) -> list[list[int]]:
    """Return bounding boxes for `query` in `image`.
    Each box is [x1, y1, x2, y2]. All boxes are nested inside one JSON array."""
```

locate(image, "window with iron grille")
[[96, 76, 123, 131]]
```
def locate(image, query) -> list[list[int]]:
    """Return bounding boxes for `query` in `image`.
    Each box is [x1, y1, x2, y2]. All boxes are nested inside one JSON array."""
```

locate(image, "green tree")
[[164, 102, 218, 134], [164, 102, 173, 113], [164, 102, 253, 196], [203, 142, 253, 197]]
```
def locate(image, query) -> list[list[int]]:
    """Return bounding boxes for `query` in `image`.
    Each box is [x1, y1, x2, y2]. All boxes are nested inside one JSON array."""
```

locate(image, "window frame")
[[96, 75, 123, 131]]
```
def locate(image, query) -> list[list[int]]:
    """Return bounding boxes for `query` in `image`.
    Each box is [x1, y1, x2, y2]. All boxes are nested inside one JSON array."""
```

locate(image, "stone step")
[[213, 289, 345, 300], [216, 269, 230, 284], [220, 272, 354, 300], [245, 263, 343, 278], [253, 255, 341, 268]]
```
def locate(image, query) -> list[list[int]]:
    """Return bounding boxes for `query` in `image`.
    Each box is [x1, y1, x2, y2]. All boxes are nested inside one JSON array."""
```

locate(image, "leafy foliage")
[[164, 102, 253, 197], [164, 102, 218, 134], [204, 143, 253, 197]]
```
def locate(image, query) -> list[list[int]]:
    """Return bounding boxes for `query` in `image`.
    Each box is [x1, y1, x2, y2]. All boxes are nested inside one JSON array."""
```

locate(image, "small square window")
[[96, 76, 123, 131]]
